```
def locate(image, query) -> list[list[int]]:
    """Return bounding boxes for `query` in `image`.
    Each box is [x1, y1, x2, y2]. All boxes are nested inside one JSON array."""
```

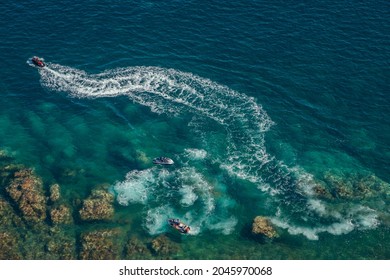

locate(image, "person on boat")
[[169, 219, 190, 233]]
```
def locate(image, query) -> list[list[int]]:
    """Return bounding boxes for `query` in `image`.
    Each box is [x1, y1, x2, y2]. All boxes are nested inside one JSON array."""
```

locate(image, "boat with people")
[[168, 218, 190, 234], [153, 156, 174, 165], [31, 56, 45, 67]]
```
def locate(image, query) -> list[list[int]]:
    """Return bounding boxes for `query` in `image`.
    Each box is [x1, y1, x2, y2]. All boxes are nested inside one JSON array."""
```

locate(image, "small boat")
[[31, 56, 45, 67], [153, 157, 174, 165], [168, 219, 190, 234]]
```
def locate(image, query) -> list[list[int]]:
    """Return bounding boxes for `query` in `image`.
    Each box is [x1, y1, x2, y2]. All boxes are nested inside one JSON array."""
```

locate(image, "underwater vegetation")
[[1, 148, 389, 260]]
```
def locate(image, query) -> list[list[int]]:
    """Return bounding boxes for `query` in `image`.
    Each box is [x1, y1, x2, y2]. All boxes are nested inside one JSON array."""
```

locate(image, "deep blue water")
[[0, 0, 389, 259]]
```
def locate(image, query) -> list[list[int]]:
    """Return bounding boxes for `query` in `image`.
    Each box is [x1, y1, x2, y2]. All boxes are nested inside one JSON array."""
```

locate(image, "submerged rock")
[[323, 172, 389, 199], [6, 169, 46, 223], [0, 164, 24, 186], [79, 189, 114, 221], [80, 229, 121, 260], [135, 150, 150, 166], [324, 173, 354, 199], [49, 204, 72, 225], [0, 231, 21, 259], [49, 184, 61, 203], [45, 233, 76, 260], [0, 149, 12, 161], [252, 216, 278, 239], [313, 184, 333, 199], [354, 174, 389, 197], [0, 198, 22, 227], [150, 235, 180, 258], [125, 236, 152, 259], [61, 168, 86, 181]]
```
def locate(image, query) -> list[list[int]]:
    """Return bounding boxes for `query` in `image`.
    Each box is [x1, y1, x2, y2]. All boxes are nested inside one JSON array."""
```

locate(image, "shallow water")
[[0, 0, 389, 259]]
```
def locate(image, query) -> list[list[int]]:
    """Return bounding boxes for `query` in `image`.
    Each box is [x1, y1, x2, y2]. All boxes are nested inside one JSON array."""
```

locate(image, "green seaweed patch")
[[0, 231, 21, 259], [79, 228, 122, 260], [125, 236, 152, 259], [0, 197, 23, 228], [323, 172, 389, 200], [150, 235, 181, 259], [45, 230, 76, 260]]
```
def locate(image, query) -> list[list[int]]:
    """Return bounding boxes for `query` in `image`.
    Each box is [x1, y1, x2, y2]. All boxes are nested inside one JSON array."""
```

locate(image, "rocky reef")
[[322, 172, 389, 200], [49, 204, 72, 224], [6, 169, 46, 223], [0, 197, 22, 227], [45, 233, 76, 260], [150, 235, 180, 258], [125, 236, 152, 259], [79, 188, 114, 221], [80, 229, 122, 260], [49, 184, 61, 203], [0, 231, 21, 259], [252, 216, 278, 239]]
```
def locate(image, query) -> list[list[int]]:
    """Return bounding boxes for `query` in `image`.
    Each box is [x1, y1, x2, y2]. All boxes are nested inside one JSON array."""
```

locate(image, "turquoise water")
[[0, 0, 389, 259]]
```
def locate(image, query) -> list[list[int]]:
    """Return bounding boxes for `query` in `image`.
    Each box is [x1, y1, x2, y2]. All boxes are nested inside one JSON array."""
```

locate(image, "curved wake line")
[[40, 63, 276, 187], [41, 64, 273, 131], [38, 63, 382, 239]]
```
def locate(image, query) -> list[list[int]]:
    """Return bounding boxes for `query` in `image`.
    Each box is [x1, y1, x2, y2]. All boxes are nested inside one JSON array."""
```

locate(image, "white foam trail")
[[183, 148, 207, 160], [113, 166, 235, 235], [179, 184, 199, 207], [114, 169, 156, 205], [272, 205, 379, 241], [145, 205, 175, 235], [40, 64, 275, 187], [39, 62, 384, 239], [271, 168, 381, 239]]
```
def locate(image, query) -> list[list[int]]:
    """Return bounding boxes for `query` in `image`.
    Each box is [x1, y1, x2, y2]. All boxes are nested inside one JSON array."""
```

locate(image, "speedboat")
[[31, 56, 45, 67], [168, 219, 190, 234], [153, 157, 174, 165]]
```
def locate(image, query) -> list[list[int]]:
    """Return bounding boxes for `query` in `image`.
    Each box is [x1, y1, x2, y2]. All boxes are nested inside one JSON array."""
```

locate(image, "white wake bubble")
[[183, 148, 208, 160], [145, 205, 176, 235], [179, 184, 199, 207], [112, 165, 234, 235], [271, 208, 377, 241], [114, 169, 156, 206]]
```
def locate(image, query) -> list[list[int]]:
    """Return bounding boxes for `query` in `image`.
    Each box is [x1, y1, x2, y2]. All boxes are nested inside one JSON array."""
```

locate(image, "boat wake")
[[38, 62, 382, 238]]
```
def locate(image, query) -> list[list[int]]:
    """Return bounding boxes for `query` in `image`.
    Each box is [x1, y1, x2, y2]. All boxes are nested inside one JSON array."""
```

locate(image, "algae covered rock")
[[0, 197, 22, 227], [80, 229, 121, 260], [313, 184, 333, 199], [45, 233, 76, 260], [0, 231, 21, 259], [125, 236, 152, 259], [6, 169, 46, 223], [49, 204, 72, 224], [354, 174, 389, 197], [252, 216, 278, 239], [323, 172, 389, 199], [150, 235, 180, 258], [49, 184, 61, 203], [79, 188, 114, 221]]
